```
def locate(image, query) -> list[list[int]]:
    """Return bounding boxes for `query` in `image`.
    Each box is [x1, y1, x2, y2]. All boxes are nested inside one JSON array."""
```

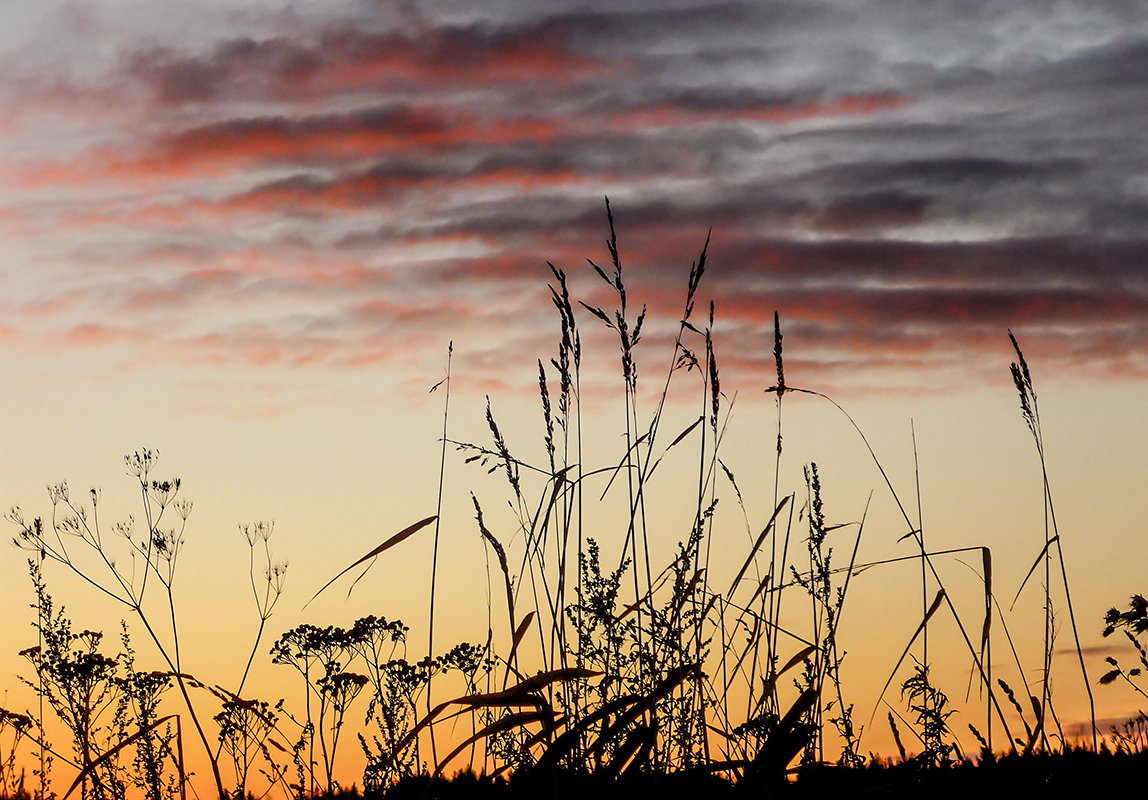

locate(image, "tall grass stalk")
[[1008, 332, 1096, 750], [426, 341, 453, 765]]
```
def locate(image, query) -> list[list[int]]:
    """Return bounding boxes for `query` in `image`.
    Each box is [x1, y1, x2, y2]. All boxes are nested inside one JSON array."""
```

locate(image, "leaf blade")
[[304, 515, 437, 608]]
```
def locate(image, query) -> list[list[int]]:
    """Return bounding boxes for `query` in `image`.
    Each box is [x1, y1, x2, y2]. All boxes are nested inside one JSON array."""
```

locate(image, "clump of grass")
[[1106, 712, 1148, 754], [296, 203, 1105, 785], [899, 659, 957, 766]]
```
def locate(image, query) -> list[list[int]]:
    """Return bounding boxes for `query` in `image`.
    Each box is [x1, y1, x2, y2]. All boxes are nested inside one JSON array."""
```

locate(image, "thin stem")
[[427, 341, 453, 766]]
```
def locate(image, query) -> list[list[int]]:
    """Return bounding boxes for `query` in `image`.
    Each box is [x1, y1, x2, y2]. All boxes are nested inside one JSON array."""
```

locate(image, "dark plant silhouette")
[[0, 706, 36, 799], [1102, 595, 1148, 697], [2, 202, 1121, 799], [1009, 333, 1096, 750], [115, 632, 179, 800], [9, 454, 226, 799], [20, 568, 124, 800], [900, 660, 956, 766]]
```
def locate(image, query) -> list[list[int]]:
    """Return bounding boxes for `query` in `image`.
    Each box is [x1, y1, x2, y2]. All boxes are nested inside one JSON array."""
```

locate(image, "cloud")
[[2, 2, 1147, 399], [30, 105, 556, 186], [60, 322, 138, 348], [1056, 643, 1135, 658], [125, 16, 614, 107]]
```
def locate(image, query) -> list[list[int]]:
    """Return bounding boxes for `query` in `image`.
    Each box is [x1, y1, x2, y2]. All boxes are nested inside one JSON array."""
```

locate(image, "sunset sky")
[[1, 0, 1147, 787]]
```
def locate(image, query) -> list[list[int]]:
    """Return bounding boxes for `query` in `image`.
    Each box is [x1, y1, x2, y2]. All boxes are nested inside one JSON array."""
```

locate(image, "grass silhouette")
[[1, 201, 1140, 799]]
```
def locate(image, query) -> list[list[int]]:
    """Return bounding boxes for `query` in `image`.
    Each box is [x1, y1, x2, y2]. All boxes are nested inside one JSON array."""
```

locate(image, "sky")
[[1, 0, 1147, 789]]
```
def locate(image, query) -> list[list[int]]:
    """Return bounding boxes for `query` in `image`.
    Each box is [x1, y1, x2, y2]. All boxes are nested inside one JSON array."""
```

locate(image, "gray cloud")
[[2, 0, 1147, 395]]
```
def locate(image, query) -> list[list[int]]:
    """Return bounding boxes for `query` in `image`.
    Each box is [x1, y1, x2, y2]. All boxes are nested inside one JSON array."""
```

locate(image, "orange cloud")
[[23, 109, 561, 188], [313, 28, 609, 94], [63, 323, 131, 347], [131, 24, 612, 107]]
